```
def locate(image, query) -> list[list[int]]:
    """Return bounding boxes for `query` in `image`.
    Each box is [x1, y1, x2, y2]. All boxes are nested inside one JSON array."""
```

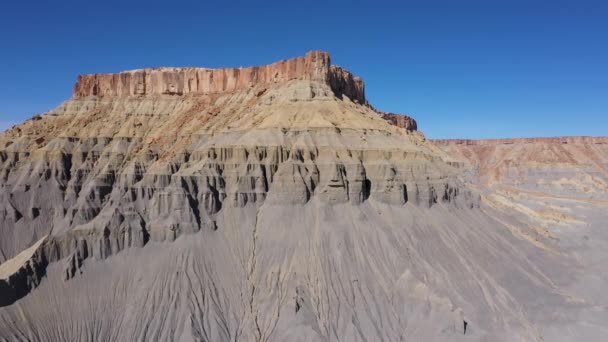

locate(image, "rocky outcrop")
[[0, 237, 47, 307], [73, 51, 367, 104], [378, 112, 418, 131], [328, 65, 366, 104], [73, 51, 329, 97]]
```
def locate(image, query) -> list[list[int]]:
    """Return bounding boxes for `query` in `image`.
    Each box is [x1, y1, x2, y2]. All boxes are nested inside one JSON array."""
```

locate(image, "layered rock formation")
[[73, 51, 366, 104], [434, 136, 608, 342], [434, 136, 608, 146], [0, 52, 607, 342], [434, 136, 608, 188]]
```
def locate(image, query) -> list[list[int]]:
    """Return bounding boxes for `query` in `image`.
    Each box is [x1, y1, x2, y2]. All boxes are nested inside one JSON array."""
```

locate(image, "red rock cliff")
[[73, 51, 366, 103], [378, 112, 417, 131]]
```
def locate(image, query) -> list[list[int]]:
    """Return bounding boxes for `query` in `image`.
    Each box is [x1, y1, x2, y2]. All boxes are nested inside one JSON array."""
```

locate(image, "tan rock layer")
[[73, 51, 366, 103], [433, 136, 608, 146]]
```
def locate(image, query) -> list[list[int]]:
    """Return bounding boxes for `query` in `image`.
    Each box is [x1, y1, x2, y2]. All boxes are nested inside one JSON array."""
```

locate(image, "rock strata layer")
[[73, 51, 366, 104], [433, 136, 608, 146]]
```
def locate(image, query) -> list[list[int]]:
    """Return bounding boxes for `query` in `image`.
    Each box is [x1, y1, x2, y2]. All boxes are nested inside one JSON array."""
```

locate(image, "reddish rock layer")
[[73, 51, 366, 103], [328, 66, 366, 104], [378, 112, 417, 131], [433, 136, 608, 146]]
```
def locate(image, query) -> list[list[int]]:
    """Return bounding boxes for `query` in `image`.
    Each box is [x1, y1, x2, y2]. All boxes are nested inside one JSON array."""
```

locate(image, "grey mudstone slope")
[[1, 52, 607, 341]]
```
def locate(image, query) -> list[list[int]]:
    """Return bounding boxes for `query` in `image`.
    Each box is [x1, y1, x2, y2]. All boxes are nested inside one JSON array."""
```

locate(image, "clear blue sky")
[[1, 0, 606, 138]]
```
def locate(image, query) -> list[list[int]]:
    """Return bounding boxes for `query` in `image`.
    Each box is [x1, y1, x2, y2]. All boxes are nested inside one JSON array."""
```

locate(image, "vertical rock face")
[[378, 112, 418, 131], [72, 51, 366, 104], [73, 51, 331, 97], [328, 65, 366, 104]]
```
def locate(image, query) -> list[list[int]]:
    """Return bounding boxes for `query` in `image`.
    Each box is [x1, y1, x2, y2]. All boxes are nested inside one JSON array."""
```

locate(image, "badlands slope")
[[434, 137, 608, 341], [0, 51, 606, 341]]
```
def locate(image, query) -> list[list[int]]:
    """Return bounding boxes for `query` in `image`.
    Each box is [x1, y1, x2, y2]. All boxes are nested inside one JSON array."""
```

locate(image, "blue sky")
[[0, 0, 606, 138]]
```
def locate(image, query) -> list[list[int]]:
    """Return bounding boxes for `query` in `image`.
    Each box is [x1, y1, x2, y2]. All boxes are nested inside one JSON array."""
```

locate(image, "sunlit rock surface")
[[0, 52, 607, 341]]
